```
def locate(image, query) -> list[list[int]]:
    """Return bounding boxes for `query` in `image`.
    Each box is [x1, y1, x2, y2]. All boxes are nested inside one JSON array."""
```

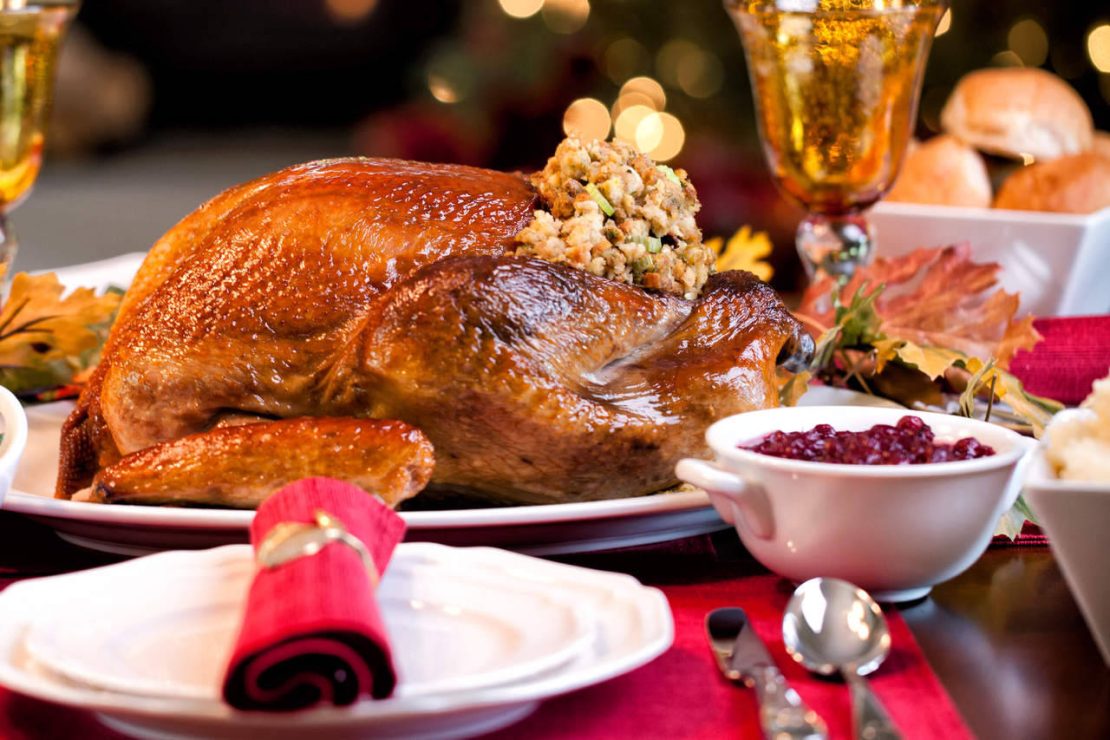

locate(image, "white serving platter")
[[3, 254, 727, 555]]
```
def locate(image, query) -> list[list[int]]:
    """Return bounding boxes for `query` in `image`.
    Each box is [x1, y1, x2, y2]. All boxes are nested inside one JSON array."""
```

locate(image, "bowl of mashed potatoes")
[[1025, 373, 1110, 665]]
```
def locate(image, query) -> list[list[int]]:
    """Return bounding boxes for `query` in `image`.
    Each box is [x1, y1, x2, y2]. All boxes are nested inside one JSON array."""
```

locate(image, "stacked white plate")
[[0, 543, 673, 739]]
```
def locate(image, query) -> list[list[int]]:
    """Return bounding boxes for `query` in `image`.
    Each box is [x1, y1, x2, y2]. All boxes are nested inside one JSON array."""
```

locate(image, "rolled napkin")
[[222, 477, 406, 711], [1010, 316, 1110, 406]]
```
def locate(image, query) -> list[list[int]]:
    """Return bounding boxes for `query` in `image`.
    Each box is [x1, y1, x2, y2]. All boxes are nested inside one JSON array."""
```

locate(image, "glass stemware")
[[724, 0, 947, 280], [0, 0, 77, 279]]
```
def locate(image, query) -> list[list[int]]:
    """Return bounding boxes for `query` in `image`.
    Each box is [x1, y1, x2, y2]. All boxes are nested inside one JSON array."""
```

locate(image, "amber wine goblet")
[[724, 0, 947, 280], [0, 0, 77, 279]]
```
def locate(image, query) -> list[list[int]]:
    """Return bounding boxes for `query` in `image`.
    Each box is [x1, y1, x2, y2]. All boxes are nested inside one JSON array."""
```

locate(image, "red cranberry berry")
[[741, 416, 996, 465]]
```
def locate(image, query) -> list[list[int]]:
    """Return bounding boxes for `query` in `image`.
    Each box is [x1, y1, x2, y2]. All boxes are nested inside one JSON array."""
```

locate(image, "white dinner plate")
[[0, 543, 673, 740], [23, 546, 595, 701]]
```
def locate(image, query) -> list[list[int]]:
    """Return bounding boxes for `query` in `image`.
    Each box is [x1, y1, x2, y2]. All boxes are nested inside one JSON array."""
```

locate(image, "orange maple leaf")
[[796, 243, 1040, 369]]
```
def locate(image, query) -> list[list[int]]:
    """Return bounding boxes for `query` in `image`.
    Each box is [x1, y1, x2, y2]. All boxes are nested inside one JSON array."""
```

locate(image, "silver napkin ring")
[[257, 509, 380, 587]]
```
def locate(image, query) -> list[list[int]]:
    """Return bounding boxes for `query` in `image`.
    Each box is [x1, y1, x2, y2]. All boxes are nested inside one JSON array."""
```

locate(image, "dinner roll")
[[942, 68, 1093, 162], [993, 155, 1110, 214], [885, 135, 992, 208]]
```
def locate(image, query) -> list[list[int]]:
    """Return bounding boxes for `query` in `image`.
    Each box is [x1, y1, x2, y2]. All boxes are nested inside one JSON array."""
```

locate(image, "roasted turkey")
[[57, 157, 811, 507]]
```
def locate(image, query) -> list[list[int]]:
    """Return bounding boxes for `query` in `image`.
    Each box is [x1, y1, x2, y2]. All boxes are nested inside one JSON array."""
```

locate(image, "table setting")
[[1, 0, 1109, 739]]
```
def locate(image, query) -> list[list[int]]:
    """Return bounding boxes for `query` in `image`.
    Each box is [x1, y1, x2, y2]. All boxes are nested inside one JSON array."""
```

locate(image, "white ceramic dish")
[[23, 546, 596, 701], [676, 406, 1035, 602], [1023, 409, 1110, 666], [0, 543, 673, 740], [0, 385, 28, 508], [871, 202, 1110, 317]]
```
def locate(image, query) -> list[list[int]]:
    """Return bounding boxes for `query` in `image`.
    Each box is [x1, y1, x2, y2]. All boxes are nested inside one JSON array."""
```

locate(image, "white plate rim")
[[0, 543, 674, 727], [2, 487, 713, 529], [20, 546, 598, 703]]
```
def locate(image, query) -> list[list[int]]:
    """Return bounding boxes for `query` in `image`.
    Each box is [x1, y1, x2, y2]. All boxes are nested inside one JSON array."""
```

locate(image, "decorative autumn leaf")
[[707, 225, 774, 281], [797, 244, 1041, 369], [894, 343, 965, 380], [791, 243, 1058, 435], [0, 271, 121, 396]]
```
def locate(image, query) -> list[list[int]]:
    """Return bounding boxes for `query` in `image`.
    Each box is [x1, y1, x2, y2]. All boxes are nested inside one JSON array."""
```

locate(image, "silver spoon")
[[782, 578, 902, 740]]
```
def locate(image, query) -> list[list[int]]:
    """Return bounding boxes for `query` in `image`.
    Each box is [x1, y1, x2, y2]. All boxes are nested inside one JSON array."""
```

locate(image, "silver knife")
[[706, 607, 828, 740]]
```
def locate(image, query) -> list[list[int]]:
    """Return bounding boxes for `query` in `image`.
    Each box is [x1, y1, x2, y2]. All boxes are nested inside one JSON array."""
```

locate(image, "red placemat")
[[481, 571, 970, 740], [1010, 315, 1110, 406]]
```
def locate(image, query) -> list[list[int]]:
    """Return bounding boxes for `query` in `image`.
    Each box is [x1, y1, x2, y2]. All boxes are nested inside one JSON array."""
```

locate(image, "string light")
[[498, 0, 544, 19]]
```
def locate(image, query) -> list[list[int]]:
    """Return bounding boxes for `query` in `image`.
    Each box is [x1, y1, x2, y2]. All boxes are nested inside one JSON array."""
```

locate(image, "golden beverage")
[[0, 3, 72, 209], [726, 0, 945, 215]]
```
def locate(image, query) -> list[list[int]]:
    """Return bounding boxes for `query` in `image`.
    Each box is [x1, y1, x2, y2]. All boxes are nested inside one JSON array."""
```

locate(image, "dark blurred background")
[[23, 0, 1110, 288]]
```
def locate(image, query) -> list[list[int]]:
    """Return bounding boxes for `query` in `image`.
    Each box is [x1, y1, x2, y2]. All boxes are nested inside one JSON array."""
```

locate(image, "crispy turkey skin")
[[57, 157, 810, 506]]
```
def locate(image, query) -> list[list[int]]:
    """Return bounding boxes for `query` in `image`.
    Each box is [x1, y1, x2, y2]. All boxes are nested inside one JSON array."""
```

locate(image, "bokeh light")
[[325, 0, 378, 24], [427, 74, 459, 104], [990, 50, 1024, 68], [634, 112, 664, 153], [677, 51, 723, 98], [1088, 24, 1110, 73], [610, 91, 657, 121], [1008, 18, 1049, 67], [656, 39, 699, 86], [656, 39, 724, 98], [614, 104, 655, 143], [648, 113, 685, 162], [934, 8, 952, 37], [604, 38, 649, 84], [619, 76, 666, 110], [563, 97, 611, 140], [498, 0, 544, 20], [541, 0, 590, 35]]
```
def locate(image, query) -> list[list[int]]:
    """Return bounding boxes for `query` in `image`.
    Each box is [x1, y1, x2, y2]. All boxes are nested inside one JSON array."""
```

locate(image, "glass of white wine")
[[0, 0, 77, 278]]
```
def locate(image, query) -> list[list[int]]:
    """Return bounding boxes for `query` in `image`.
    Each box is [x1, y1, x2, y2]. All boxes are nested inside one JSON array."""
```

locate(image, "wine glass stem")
[[796, 212, 874, 282], [0, 211, 17, 288]]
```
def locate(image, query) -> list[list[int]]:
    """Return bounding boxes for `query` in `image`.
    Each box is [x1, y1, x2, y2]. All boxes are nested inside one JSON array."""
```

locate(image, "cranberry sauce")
[[742, 415, 995, 465]]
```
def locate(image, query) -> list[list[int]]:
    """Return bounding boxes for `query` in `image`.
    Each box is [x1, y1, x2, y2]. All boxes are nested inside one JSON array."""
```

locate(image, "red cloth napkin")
[[1010, 315, 1110, 406], [221, 477, 406, 711], [486, 572, 971, 740]]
